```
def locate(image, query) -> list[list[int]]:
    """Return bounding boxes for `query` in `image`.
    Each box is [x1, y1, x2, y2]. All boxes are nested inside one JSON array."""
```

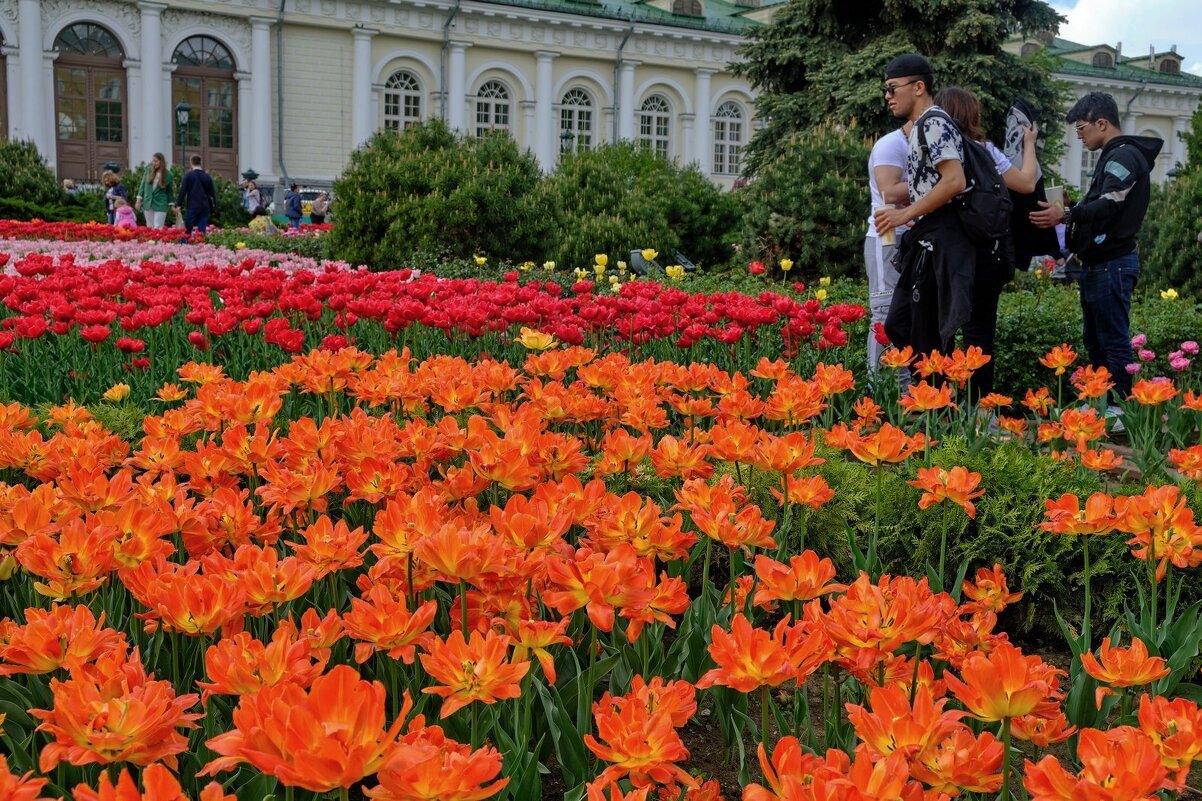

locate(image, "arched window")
[[172, 36, 238, 179], [671, 0, 703, 15], [1080, 147, 1099, 190], [1092, 52, 1113, 68], [559, 88, 593, 154], [638, 94, 671, 160], [475, 80, 510, 137], [384, 70, 423, 130], [712, 101, 744, 175], [53, 23, 127, 182], [1160, 60, 1180, 75], [1020, 42, 1040, 57]]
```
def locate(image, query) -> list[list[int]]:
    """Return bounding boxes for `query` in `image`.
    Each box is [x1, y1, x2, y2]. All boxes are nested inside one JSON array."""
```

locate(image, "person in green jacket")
[[135, 152, 174, 228]]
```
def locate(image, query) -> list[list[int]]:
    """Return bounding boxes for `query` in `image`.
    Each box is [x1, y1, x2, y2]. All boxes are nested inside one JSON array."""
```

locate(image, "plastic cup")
[[879, 204, 897, 247]]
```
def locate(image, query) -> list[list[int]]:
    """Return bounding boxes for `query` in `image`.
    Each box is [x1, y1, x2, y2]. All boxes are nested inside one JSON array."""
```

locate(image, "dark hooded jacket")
[[1068, 134, 1163, 266]]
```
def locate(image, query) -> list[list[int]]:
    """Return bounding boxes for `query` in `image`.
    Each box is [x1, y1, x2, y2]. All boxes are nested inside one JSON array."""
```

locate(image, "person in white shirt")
[[865, 123, 912, 384]]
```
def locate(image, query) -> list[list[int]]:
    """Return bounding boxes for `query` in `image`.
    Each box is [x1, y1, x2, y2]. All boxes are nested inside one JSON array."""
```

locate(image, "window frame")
[[383, 69, 424, 131], [638, 94, 672, 160], [474, 79, 511, 138], [712, 100, 744, 176]]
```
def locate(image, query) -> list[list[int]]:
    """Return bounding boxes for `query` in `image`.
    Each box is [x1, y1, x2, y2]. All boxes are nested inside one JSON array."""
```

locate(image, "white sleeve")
[[986, 141, 1013, 175]]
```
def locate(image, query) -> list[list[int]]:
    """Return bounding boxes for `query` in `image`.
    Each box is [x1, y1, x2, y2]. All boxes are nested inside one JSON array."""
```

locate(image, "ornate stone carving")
[[42, 0, 142, 40], [0, 0, 18, 31], [161, 8, 252, 55]]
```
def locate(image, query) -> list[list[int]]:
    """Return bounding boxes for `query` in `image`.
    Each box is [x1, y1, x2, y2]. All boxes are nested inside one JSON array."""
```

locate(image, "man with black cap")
[[874, 54, 975, 362]]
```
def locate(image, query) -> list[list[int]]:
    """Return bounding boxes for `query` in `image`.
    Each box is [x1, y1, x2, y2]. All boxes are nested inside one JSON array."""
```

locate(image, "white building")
[[1005, 34, 1202, 189], [0, 0, 783, 190]]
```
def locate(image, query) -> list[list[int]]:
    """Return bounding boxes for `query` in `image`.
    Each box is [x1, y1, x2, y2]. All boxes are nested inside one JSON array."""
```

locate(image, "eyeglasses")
[[883, 79, 920, 97], [1074, 119, 1098, 132]]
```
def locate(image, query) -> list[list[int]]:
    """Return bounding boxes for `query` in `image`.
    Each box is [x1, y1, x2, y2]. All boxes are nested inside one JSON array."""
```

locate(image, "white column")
[[521, 100, 536, 154], [125, 60, 143, 170], [447, 41, 470, 132], [235, 72, 252, 176], [617, 60, 637, 141], [1173, 115, 1190, 171], [2, 42, 17, 141], [534, 50, 558, 171], [692, 68, 714, 173], [250, 17, 274, 180], [17, 0, 46, 154], [351, 27, 377, 148], [680, 113, 694, 165], [138, 2, 166, 164]]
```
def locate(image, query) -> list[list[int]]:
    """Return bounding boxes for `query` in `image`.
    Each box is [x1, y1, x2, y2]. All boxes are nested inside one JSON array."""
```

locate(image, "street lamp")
[[175, 101, 191, 169], [559, 128, 575, 154]]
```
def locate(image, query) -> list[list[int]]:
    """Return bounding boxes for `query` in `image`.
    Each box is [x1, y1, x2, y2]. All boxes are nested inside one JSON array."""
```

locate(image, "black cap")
[[885, 54, 933, 79]]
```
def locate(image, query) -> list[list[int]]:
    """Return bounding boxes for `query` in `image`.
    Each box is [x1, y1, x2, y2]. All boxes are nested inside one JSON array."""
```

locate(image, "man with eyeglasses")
[[1030, 92, 1163, 418], [875, 54, 975, 364]]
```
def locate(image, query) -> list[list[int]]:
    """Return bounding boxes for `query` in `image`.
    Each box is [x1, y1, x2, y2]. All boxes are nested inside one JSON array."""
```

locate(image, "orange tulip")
[[584, 782, 651, 801], [696, 614, 832, 692], [898, 381, 955, 413], [880, 346, 915, 369], [366, 732, 509, 801], [510, 618, 572, 685], [14, 516, 119, 599], [1130, 378, 1178, 406], [1010, 712, 1076, 747], [1039, 344, 1077, 375], [912, 725, 1004, 795], [203, 664, 402, 791], [1182, 389, 1202, 412], [824, 574, 949, 674], [34, 646, 201, 772], [1023, 726, 1169, 801], [847, 423, 925, 466], [1057, 407, 1107, 453], [977, 392, 1013, 410], [419, 629, 529, 718], [342, 583, 438, 665], [847, 684, 963, 761], [198, 625, 329, 701], [1169, 444, 1202, 480], [960, 564, 1023, 614], [944, 642, 1060, 722], [1138, 694, 1202, 786], [743, 737, 848, 801], [543, 545, 654, 633], [287, 514, 368, 577], [690, 502, 776, 550], [1040, 492, 1117, 536], [907, 465, 984, 518], [770, 474, 835, 510], [649, 434, 713, 480], [1115, 484, 1202, 582], [1071, 365, 1115, 400], [0, 753, 51, 801], [1022, 387, 1054, 417], [1080, 637, 1169, 694], [812, 362, 856, 397], [412, 522, 511, 585], [73, 763, 237, 801], [752, 552, 845, 607], [0, 604, 125, 676], [1079, 448, 1123, 472], [751, 431, 824, 474], [585, 688, 696, 790]]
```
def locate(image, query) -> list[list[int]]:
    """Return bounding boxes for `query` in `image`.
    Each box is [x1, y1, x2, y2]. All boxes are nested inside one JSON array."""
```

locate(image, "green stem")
[[701, 535, 713, 593], [459, 579, 469, 637], [1082, 536, 1092, 650], [1001, 717, 1012, 801], [760, 684, 771, 751], [938, 513, 948, 591]]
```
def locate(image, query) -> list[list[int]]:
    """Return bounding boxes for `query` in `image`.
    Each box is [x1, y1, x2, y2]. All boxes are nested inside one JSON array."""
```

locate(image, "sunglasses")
[[1074, 119, 1101, 132], [884, 79, 920, 96]]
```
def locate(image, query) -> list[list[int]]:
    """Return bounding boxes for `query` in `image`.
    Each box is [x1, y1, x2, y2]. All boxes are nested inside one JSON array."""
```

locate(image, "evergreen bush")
[[0, 139, 67, 207], [740, 123, 870, 281], [327, 121, 545, 269], [537, 143, 740, 272], [1140, 166, 1202, 300]]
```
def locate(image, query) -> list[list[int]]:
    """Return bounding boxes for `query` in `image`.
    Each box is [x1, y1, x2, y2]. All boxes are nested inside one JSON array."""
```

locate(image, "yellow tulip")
[[819, 276, 831, 287], [515, 326, 558, 351], [103, 383, 131, 402], [780, 258, 793, 272], [474, 256, 487, 266], [641, 248, 658, 262], [595, 254, 608, 267], [617, 261, 628, 272], [543, 261, 556, 271], [1161, 288, 1179, 300], [815, 289, 828, 301], [235, 242, 246, 250], [0, 554, 16, 581]]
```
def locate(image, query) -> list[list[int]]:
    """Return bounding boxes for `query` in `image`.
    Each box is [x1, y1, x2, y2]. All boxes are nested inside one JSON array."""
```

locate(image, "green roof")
[[1045, 38, 1202, 89], [472, 0, 783, 35]]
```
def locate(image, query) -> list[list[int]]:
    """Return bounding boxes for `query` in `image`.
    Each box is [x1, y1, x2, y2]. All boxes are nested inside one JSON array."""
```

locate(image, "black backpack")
[[918, 108, 1014, 258]]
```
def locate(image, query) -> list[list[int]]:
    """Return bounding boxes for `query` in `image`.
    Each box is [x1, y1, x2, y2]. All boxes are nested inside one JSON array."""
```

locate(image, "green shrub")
[[0, 139, 67, 207], [0, 193, 105, 223], [537, 143, 741, 272], [1140, 167, 1202, 300], [328, 121, 545, 269], [740, 122, 871, 282], [203, 229, 331, 261], [123, 163, 250, 229]]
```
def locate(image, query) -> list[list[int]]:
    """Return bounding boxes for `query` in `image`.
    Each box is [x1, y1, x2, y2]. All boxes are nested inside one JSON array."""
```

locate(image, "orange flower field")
[[2, 314, 1202, 799]]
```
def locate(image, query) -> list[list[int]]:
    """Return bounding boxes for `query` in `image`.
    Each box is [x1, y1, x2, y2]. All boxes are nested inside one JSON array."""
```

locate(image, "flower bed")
[[0, 237, 350, 275], [0, 220, 331, 243], [0, 347, 1200, 800]]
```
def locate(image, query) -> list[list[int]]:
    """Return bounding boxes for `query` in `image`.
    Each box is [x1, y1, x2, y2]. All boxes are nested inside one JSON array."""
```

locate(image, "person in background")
[[1031, 91, 1163, 424], [113, 198, 137, 229], [135, 153, 173, 229], [62, 179, 78, 195], [102, 170, 127, 225], [248, 206, 277, 235], [176, 154, 218, 235], [865, 120, 912, 388], [310, 192, 330, 225], [284, 184, 303, 230], [934, 86, 1039, 400], [244, 180, 262, 214], [875, 54, 975, 362]]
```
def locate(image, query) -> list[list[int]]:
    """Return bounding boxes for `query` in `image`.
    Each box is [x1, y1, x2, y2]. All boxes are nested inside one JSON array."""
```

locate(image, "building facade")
[[1004, 35, 1202, 190], [0, 0, 781, 190]]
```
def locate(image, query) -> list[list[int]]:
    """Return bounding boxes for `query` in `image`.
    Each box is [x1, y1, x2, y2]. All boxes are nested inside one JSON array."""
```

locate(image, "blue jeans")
[[1079, 251, 1138, 400], [184, 208, 210, 235]]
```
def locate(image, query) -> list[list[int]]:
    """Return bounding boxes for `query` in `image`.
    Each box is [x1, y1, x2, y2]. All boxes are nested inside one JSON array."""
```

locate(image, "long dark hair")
[[149, 153, 168, 189], [934, 86, 986, 142]]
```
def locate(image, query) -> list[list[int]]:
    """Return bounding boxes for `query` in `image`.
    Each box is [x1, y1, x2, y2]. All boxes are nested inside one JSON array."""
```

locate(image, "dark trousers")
[[962, 257, 1013, 401], [310, 214, 325, 225], [1079, 251, 1139, 401], [184, 208, 210, 235]]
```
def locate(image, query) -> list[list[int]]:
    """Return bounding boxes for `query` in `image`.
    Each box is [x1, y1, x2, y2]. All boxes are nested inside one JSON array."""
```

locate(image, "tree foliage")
[[734, 0, 1067, 173]]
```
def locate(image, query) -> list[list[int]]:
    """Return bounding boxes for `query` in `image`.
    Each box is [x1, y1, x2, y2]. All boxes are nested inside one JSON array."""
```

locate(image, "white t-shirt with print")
[[907, 106, 965, 205], [983, 140, 1013, 178], [866, 129, 910, 239]]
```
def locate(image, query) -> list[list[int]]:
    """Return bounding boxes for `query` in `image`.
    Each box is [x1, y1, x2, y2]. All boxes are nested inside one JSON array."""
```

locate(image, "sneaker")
[[1105, 405, 1125, 435]]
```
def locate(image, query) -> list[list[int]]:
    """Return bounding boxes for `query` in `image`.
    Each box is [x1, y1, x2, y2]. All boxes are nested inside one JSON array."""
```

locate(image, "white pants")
[[864, 235, 910, 387], [144, 210, 168, 229]]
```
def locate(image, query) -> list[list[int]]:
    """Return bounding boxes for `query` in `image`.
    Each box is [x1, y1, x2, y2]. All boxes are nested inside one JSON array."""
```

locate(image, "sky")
[[1051, 0, 1202, 76]]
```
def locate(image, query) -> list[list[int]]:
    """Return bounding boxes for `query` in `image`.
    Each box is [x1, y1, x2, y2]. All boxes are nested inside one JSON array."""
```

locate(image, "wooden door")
[[53, 24, 127, 182], [173, 72, 238, 181]]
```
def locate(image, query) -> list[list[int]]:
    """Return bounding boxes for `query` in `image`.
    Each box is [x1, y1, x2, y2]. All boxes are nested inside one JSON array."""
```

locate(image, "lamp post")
[[175, 101, 191, 169], [559, 128, 575, 154]]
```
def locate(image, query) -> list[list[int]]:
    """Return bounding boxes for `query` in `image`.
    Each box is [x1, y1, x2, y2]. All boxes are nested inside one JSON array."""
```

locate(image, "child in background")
[[113, 198, 138, 229]]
